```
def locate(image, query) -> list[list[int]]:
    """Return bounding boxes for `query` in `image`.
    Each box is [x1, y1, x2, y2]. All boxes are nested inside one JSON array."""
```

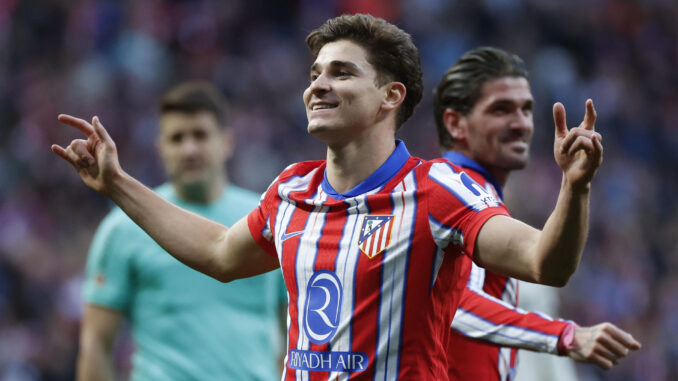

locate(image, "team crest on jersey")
[[357, 215, 395, 258]]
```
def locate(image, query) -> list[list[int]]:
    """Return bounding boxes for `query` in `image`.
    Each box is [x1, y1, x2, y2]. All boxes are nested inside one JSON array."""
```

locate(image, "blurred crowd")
[[0, 0, 676, 380]]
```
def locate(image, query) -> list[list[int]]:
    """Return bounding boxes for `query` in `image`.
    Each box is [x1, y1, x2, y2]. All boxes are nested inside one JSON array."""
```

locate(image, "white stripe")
[[271, 171, 318, 381], [451, 308, 559, 352], [373, 173, 417, 380], [502, 277, 518, 305], [498, 346, 512, 381], [467, 262, 486, 292], [289, 185, 328, 381], [428, 216, 464, 289], [329, 196, 368, 381]]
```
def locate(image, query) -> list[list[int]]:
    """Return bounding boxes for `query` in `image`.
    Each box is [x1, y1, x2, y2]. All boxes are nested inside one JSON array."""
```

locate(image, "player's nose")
[[179, 137, 201, 156], [510, 111, 533, 136], [308, 73, 331, 94]]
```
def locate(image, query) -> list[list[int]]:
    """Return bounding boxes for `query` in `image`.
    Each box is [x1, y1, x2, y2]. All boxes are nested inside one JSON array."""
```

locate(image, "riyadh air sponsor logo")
[[288, 349, 368, 373], [357, 215, 395, 258], [295, 271, 369, 373], [304, 270, 342, 344]]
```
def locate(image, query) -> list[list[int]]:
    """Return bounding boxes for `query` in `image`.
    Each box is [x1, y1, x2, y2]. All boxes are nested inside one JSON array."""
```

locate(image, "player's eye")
[[170, 134, 183, 143], [194, 130, 207, 140], [492, 106, 509, 115]]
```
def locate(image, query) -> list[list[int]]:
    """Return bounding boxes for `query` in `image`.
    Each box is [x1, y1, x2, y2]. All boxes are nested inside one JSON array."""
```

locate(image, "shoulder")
[[418, 159, 503, 211], [93, 203, 149, 245], [266, 160, 325, 192], [279, 160, 325, 181]]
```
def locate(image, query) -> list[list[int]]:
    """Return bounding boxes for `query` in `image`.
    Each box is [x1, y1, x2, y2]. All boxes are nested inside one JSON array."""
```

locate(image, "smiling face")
[[457, 77, 535, 178], [303, 40, 389, 145], [157, 110, 231, 190]]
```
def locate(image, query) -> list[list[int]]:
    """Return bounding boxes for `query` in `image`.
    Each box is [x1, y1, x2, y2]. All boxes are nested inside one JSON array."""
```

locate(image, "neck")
[[488, 167, 509, 187], [174, 175, 226, 204], [325, 128, 396, 194], [450, 148, 510, 187]]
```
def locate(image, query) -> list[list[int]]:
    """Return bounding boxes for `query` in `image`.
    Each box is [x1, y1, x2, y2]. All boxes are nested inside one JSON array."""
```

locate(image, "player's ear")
[[381, 82, 406, 111], [443, 108, 468, 143]]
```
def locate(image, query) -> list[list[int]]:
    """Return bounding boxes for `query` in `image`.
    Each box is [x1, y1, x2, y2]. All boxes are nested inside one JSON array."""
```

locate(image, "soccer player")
[[434, 47, 641, 380], [53, 14, 603, 380], [76, 82, 286, 380]]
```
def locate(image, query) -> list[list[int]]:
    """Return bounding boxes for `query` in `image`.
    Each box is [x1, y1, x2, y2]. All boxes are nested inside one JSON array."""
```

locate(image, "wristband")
[[557, 323, 576, 355]]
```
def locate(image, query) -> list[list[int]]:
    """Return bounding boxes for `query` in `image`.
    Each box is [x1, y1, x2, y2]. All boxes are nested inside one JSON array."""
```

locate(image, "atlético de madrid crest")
[[358, 215, 395, 258]]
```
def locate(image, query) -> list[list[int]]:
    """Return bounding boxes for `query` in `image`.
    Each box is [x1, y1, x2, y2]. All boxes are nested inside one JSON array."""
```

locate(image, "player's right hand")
[[567, 322, 641, 370], [51, 115, 122, 196]]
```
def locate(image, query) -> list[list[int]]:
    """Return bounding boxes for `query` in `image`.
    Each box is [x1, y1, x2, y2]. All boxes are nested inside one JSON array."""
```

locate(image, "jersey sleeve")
[[247, 179, 280, 258], [426, 161, 509, 259], [452, 264, 571, 354], [82, 210, 134, 312]]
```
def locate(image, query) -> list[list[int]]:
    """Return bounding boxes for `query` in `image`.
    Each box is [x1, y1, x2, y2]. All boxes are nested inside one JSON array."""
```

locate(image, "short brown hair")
[[159, 81, 229, 128], [306, 14, 423, 129], [433, 47, 528, 149]]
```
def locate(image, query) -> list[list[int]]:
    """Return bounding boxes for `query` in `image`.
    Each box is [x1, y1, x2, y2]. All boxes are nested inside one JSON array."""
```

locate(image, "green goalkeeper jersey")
[[84, 183, 286, 380]]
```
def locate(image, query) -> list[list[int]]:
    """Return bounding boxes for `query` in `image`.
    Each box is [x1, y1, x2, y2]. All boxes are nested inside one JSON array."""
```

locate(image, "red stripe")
[[374, 224, 385, 254]]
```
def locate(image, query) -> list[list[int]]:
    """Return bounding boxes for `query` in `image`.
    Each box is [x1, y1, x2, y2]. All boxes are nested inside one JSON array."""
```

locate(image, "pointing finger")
[[92, 116, 114, 145], [583, 99, 597, 130], [553, 102, 568, 139], [58, 114, 95, 137]]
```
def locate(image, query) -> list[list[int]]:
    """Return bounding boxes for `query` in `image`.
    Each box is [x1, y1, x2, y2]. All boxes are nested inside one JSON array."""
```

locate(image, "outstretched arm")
[[52, 115, 278, 282], [474, 100, 603, 286], [453, 281, 640, 368]]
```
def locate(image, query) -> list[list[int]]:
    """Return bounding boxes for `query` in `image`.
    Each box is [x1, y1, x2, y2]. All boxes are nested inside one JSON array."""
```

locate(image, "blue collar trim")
[[442, 151, 504, 200], [322, 140, 411, 200]]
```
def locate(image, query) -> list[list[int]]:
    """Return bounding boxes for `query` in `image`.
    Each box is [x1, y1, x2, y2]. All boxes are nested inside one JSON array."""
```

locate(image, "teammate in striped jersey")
[[434, 47, 641, 380], [53, 14, 605, 380]]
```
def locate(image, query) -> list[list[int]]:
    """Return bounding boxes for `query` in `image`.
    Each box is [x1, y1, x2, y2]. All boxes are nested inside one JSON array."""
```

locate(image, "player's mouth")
[[310, 102, 338, 111]]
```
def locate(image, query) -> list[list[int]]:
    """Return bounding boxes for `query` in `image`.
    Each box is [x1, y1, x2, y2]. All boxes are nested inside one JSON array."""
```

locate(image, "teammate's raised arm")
[[52, 115, 278, 282], [474, 99, 603, 286]]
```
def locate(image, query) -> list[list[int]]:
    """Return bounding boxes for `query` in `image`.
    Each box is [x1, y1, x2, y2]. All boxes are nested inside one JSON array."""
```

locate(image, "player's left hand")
[[567, 322, 641, 370], [553, 99, 603, 191]]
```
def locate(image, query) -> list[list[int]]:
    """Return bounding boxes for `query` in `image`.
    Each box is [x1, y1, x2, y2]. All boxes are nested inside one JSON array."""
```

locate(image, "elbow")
[[209, 261, 237, 284], [540, 274, 571, 288], [534, 263, 576, 287], [215, 272, 236, 284]]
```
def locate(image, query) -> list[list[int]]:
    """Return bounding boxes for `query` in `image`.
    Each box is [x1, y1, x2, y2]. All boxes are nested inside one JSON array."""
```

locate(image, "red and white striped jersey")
[[248, 142, 508, 380], [443, 152, 571, 381]]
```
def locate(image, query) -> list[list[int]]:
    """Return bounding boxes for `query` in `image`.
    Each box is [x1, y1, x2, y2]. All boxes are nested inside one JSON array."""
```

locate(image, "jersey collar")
[[322, 139, 411, 200], [442, 151, 504, 201]]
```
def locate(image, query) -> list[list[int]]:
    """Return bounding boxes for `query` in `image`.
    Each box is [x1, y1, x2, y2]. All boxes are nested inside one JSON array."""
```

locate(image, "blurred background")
[[0, 0, 676, 380]]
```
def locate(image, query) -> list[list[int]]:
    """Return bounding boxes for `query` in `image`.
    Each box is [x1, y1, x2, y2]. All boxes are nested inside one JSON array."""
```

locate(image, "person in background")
[[434, 46, 640, 381], [77, 81, 286, 380]]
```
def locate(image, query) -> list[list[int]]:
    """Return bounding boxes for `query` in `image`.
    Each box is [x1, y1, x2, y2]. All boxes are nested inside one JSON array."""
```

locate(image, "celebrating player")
[[434, 47, 641, 380], [54, 14, 603, 380], [77, 82, 286, 380]]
